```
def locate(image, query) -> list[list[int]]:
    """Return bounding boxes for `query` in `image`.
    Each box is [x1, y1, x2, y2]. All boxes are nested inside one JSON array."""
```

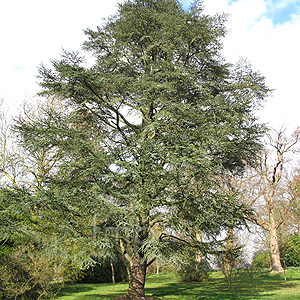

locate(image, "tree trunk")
[[226, 229, 235, 269], [128, 253, 147, 298], [195, 230, 202, 264], [269, 212, 283, 272], [110, 258, 116, 285]]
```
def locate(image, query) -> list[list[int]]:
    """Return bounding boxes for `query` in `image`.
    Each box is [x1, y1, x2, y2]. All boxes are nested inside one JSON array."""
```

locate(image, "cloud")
[[1, 0, 299, 130], [0, 0, 122, 105], [264, 0, 300, 24], [203, 0, 300, 130]]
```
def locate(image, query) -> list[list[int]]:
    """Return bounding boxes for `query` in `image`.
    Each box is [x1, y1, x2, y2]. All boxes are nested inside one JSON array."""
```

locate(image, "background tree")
[[243, 128, 300, 272], [280, 233, 300, 267], [0, 99, 37, 258], [0, 99, 87, 299], [33, 0, 269, 298], [0, 98, 66, 244]]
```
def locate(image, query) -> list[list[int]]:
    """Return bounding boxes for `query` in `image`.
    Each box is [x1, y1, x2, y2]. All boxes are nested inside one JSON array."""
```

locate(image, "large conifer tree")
[[35, 0, 269, 298]]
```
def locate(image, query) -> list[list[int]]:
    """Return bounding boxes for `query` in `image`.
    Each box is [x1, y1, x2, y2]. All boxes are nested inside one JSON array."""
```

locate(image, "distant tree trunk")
[[225, 229, 235, 272], [269, 211, 283, 272], [195, 230, 202, 264], [248, 128, 300, 272], [110, 258, 116, 284], [266, 170, 284, 272]]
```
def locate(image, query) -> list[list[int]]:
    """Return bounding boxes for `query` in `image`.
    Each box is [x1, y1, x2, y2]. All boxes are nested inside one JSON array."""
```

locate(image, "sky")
[[1, 0, 300, 131]]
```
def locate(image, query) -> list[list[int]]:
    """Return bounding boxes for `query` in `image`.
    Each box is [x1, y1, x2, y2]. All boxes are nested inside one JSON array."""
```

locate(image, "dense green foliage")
[[252, 250, 272, 269], [37, 0, 268, 238], [251, 234, 300, 270], [280, 234, 300, 267]]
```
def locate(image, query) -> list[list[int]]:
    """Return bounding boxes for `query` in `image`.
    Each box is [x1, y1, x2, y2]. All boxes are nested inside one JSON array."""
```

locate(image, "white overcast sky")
[[1, 0, 300, 131]]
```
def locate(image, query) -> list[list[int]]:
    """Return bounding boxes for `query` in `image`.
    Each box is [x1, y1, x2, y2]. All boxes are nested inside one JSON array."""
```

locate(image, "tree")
[[0, 99, 87, 297], [33, 0, 269, 298], [245, 128, 300, 272], [0, 100, 38, 253], [0, 99, 66, 241]]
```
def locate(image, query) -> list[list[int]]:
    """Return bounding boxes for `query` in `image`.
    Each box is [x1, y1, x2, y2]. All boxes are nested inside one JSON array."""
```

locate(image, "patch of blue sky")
[[13, 65, 23, 70], [179, 0, 193, 10], [265, 0, 300, 24]]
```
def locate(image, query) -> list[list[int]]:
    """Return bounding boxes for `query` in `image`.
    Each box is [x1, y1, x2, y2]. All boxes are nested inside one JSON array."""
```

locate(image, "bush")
[[280, 234, 300, 267], [214, 248, 242, 288], [252, 250, 271, 269], [177, 259, 211, 283], [0, 245, 61, 300]]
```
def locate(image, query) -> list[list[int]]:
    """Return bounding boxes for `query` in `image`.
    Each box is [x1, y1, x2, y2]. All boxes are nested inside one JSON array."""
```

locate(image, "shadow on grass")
[[71, 295, 123, 300], [57, 284, 93, 296], [56, 282, 127, 300], [56, 271, 300, 300], [146, 271, 298, 300]]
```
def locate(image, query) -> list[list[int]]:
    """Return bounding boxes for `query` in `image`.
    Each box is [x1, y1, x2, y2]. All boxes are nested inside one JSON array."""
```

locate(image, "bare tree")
[[0, 98, 65, 217], [246, 127, 300, 272], [0, 99, 20, 187], [1, 99, 62, 182]]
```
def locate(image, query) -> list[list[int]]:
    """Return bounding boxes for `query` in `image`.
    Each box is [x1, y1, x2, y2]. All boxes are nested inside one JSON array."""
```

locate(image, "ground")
[[55, 269, 300, 300]]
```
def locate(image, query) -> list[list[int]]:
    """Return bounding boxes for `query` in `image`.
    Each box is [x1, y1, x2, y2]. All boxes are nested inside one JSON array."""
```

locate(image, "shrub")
[[280, 234, 300, 267], [214, 248, 242, 288], [177, 259, 211, 283], [0, 245, 61, 300], [252, 250, 271, 269]]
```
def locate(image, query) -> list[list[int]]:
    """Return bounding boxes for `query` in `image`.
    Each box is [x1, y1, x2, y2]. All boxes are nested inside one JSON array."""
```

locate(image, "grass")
[[54, 269, 300, 300]]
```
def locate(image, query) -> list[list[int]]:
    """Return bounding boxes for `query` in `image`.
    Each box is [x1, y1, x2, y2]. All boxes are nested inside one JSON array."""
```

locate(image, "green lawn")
[[55, 269, 300, 300]]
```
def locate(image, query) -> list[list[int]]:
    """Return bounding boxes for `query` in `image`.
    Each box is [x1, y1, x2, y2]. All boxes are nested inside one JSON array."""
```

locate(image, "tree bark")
[[267, 178, 283, 272], [225, 228, 235, 272], [269, 217, 283, 272], [128, 253, 147, 297]]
